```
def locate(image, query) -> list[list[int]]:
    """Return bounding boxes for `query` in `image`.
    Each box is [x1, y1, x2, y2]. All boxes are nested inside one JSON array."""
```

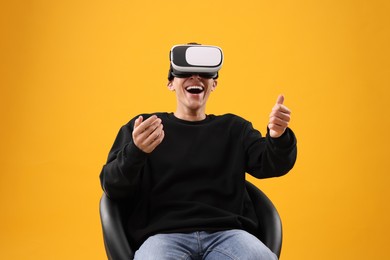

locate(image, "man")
[[100, 43, 297, 259]]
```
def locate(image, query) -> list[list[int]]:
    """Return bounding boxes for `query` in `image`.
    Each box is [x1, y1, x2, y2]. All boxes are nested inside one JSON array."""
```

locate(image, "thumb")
[[276, 94, 284, 105]]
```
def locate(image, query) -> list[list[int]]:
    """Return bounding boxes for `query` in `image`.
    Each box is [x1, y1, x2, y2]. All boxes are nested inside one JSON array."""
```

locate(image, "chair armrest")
[[245, 181, 283, 258], [100, 194, 134, 260]]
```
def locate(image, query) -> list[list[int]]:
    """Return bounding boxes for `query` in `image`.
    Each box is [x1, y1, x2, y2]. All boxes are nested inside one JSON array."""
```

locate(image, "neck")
[[174, 110, 206, 122]]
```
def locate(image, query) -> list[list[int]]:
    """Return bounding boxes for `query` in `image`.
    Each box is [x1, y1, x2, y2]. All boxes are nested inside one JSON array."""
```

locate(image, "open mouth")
[[185, 86, 204, 94]]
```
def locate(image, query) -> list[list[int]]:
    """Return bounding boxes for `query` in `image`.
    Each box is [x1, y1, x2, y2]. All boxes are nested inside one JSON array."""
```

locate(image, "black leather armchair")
[[99, 181, 283, 259]]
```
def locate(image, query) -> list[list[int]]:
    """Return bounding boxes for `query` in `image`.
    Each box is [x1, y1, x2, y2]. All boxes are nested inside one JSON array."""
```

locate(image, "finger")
[[133, 115, 159, 134], [143, 124, 164, 146], [149, 128, 165, 149], [139, 115, 158, 130], [269, 110, 291, 122], [142, 127, 165, 153], [143, 118, 162, 137], [272, 103, 291, 114], [269, 111, 290, 125], [134, 116, 143, 129], [269, 118, 288, 131], [276, 94, 284, 105], [137, 120, 162, 145], [132, 116, 144, 147]]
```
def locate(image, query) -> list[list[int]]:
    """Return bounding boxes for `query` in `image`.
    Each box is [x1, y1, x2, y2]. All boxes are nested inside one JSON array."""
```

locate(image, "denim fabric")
[[134, 229, 278, 260]]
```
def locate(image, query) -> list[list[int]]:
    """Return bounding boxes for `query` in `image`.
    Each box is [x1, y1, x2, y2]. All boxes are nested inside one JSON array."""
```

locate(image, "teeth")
[[186, 86, 204, 90], [185, 85, 204, 94]]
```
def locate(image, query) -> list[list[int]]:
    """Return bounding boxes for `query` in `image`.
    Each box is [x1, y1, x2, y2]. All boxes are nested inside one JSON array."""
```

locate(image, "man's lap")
[[134, 229, 277, 260]]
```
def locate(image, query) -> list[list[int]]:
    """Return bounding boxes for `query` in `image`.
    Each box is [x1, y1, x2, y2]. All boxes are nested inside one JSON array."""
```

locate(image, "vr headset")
[[168, 44, 223, 80]]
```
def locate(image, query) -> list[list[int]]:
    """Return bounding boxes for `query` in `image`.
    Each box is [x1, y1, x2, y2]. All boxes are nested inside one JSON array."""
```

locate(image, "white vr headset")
[[168, 44, 224, 80]]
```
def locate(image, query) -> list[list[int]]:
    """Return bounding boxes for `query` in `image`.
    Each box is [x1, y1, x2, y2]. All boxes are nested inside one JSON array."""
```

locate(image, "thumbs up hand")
[[268, 95, 291, 138]]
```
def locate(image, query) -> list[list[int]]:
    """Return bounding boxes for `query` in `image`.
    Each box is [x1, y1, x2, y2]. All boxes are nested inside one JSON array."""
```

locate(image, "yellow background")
[[1, 0, 389, 259]]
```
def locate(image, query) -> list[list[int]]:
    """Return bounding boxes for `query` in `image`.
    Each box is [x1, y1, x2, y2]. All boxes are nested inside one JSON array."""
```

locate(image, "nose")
[[189, 74, 201, 79]]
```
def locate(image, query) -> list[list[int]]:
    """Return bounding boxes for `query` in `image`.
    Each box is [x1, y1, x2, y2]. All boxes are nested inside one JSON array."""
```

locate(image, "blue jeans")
[[134, 229, 278, 260]]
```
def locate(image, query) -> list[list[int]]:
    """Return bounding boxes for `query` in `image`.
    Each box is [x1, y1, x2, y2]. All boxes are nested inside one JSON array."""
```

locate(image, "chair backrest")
[[100, 181, 282, 260]]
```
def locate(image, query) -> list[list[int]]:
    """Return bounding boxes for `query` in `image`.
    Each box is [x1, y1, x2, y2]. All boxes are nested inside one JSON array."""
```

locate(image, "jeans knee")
[[134, 233, 193, 260], [206, 230, 278, 260]]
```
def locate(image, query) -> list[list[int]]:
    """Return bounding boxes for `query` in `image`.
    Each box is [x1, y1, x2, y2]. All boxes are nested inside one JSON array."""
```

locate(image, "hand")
[[268, 95, 291, 138], [132, 115, 165, 153]]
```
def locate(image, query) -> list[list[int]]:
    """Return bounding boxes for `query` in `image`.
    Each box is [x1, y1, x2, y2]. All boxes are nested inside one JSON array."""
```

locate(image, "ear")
[[167, 81, 175, 91], [211, 79, 218, 91]]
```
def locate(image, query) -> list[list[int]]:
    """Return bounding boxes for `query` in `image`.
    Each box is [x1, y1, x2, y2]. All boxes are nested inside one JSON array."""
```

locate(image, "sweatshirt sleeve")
[[244, 121, 297, 179], [99, 118, 148, 199]]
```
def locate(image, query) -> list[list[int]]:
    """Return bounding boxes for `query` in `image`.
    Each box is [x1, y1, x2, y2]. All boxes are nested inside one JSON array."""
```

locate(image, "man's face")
[[168, 75, 217, 114]]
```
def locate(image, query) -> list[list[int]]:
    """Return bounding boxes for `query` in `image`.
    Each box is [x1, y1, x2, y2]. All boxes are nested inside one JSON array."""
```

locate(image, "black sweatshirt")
[[100, 112, 297, 249]]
